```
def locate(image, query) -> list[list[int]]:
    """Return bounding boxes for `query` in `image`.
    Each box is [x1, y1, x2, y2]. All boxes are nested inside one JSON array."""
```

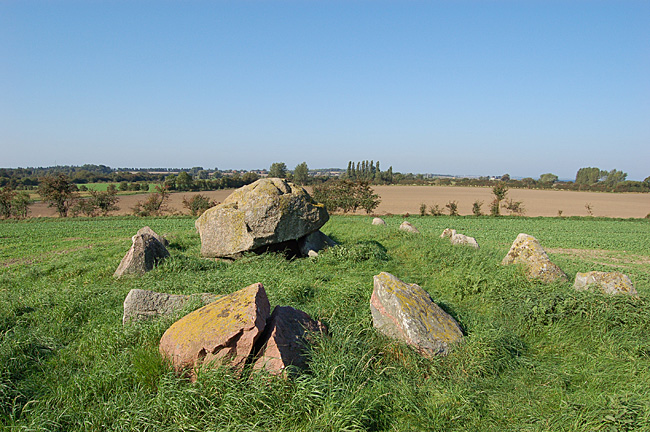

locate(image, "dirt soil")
[[27, 186, 650, 219]]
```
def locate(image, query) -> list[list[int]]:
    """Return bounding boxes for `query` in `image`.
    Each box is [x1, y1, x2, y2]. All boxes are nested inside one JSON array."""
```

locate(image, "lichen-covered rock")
[[501, 233, 567, 282], [298, 230, 337, 257], [122, 289, 219, 325], [372, 217, 386, 226], [399, 221, 420, 234], [441, 228, 479, 248], [195, 178, 329, 258], [574, 271, 637, 296], [137, 226, 169, 246], [113, 231, 170, 278], [370, 272, 463, 356], [253, 306, 327, 375], [159, 283, 270, 380]]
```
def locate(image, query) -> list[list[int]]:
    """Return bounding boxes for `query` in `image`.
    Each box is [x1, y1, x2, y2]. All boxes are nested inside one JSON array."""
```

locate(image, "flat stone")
[[399, 221, 420, 233], [253, 306, 327, 375], [370, 272, 463, 356], [159, 283, 270, 380], [501, 233, 567, 283], [122, 289, 220, 325], [114, 231, 170, 278], [574, 271, 637, 296], [195, 178, 329, 258]]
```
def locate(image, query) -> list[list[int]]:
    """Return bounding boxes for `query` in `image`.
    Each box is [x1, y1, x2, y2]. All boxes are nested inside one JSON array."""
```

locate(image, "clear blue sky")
[[2, 1, 649, 180]]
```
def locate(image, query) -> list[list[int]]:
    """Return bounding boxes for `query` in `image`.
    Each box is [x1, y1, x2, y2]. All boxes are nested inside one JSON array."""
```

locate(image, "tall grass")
[[0, 215, 648, 430]]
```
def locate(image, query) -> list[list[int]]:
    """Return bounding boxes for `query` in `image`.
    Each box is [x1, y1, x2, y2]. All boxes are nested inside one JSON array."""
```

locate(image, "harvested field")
[[26, 186, 649, 218]]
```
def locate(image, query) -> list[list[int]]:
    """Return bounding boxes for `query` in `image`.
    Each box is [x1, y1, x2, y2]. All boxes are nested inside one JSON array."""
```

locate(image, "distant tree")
[[88, 188, 120, 216], [39, 174, 78, 217], [119, 181, 129, 191], [269, 162, 287, 179], [293, 162, 309, 185], [242, 172, 260, 184], [490, 182, 508, 216], [0, 186, 15, 219], [644, 176, 650, 186], [472, 200, 483, 216], [575, 167, 607, 185], [501, 173, 511, 182], [312, 180, 380, 214], [602, 169, 627, 187], [11, 191, 31, 219], [176, 171, 194, 191], [539, 173, 558, 184]]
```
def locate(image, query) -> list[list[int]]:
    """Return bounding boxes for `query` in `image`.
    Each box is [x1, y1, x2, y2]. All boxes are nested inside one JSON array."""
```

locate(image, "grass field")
[[1, 215, 649, 430]]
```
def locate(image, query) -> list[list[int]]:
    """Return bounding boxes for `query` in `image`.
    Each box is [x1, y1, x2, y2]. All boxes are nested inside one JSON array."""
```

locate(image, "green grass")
[[1, 215, 649, 431]]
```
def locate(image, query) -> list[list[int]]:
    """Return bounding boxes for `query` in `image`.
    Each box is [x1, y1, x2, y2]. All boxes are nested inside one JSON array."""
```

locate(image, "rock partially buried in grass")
[[372, 217, 386, 225], [440, 228, 479, 249], [195, 178, 329, 259], [137, 226, 169, 247], [399, 221, 420, 233], [122, 289, 220, 325], [298, 230, 337, 258], [253, 306, 327, 376], [501, 233, 567, 283], [574, 271, 637, 296], [114, 228, 170, 278], [370, 272, 463, 356], [159, 283, 270, 380]]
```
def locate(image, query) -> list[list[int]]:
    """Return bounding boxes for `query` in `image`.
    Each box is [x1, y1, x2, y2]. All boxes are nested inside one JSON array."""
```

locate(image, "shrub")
[[429, 203, 443, 216], [491, 182, 508, 216], [38, 174, 78, 217], [132, 185, 170, 216], [446, 200, 459, 216], [472, 200, 483, 216], [585, 202, 594, 216], [182, 194, 218, 216], [503, 199, 525, 216], [71, 198, 97, 217], [419, 203, 427, 216], [0, 187, 32, 219], [88, 189, 119, 216]]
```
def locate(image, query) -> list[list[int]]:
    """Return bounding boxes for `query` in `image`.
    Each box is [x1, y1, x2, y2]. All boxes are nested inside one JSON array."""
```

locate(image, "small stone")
[[399, 221, 420, 233], [370, 272, 463, 356], [372, 217, 386, 225], [114, 230, 170, 278], [253, 306, 327, 375], [574, 271, 637, 296], [298, 230, 337, 257], [441, 229, 479, 248], [159, 283, 270, 380], [501, 233, 567, 283], [122, 289, 219, 325]]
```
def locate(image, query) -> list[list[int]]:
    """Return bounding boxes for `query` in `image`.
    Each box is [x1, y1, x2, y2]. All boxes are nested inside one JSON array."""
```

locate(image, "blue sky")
[[2, 1, 649, 180]]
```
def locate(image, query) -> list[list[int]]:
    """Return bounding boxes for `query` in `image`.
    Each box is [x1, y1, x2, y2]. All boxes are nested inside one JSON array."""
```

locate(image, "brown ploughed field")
[[27, 185, 649, 218]]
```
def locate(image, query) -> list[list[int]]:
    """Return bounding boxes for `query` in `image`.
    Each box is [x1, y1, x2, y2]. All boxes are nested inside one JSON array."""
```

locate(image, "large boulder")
[[122, 289, 219, 325], [159, 283, 270, 380], [298, 230, 337, 258], [399, 221, 420, 234], [501, 233, 567, 283], [253, 306, 327, 375], [574, 271, 637, 296], [370, 272, 463, 356], [114, 229, 170, 278], [195, 178, 329, 258]]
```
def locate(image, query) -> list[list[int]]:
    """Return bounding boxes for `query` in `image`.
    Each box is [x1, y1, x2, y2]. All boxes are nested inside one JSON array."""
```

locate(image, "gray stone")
[[114, 231, 170, 278], [195, 178, 329, 258], [122, 289, 220, 325], [441, 228, 479, 248], [137, 226, 169, 246], [298, 230, 337, 257], [501, 233, 567, 283], [253, 306, 327, 375], [372, 217, 386, 225], [574, 271, 637, 296], [370, 272, 463, 356], [399, 221, 420, 233]]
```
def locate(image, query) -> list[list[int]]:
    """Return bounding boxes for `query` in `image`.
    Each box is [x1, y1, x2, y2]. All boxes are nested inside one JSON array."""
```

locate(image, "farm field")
[[25, 185, 650, 219], [1, 215, 649, 430]]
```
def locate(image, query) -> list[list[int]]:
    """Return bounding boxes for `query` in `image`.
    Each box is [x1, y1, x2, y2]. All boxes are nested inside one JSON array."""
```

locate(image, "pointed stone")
[[370, 272, 463, 356], [137, 226, 169, 246], [501, 233, 567, 283], [159, 283, 270, 380], [114, 231, 170, 278]]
